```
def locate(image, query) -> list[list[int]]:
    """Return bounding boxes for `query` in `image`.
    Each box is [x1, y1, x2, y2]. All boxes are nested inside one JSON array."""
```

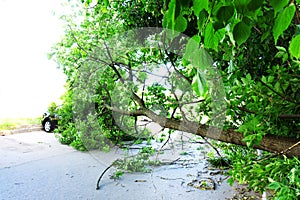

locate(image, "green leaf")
[[179, 0, 192, 8], [254, 133, 263, 145], [193, 48, 213, 71], [241, 77, 248, 85], [233, 21, 252, 46], [275, 51, 286, 59], [246, 73, 251, 81], [234, 0, 251, 13], [216, 5, 234, 23], [243, 135, 255, 142], [289, 34, 300, 59], [162, 0, 176, 29], [274, 81, 282, 93], [273, 4, 296, 44], [275, 46, 288, 61], [276, 46, 287, 52], [191, 71, 208, 97], [238, 124, 247, 133], [268, 76, 274, 83], [192, 35, 201, 43], [269, 0, 289, 13], [193, 0, 209, 16], [228, 177, 235, 186], [242, 135, 256, 147], [214, 28, 226, 47], [174, 15, 188, 32], [186, 46, 213, 71], [262, 76, 267, 83], [235, 0, 251, 6], [184, 35, 201, 61], [247, 0, 263, 11], [268, 182, 281, 191], [103, 0, 109, 7], [197, 10, 209, 31], [204, 22, 215, 48]]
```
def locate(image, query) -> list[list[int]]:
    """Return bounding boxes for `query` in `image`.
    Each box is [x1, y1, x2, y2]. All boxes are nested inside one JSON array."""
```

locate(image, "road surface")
[[0, 131, 248, 200]]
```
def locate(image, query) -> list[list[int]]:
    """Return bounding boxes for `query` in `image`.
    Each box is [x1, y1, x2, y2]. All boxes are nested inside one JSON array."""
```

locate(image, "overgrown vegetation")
[[50, 0, 300, 199]]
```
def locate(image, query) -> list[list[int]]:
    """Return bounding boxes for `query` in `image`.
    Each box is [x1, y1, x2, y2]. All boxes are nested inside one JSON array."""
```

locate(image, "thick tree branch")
[[104, 104, 300, 158], [278, 114, 300, 119]]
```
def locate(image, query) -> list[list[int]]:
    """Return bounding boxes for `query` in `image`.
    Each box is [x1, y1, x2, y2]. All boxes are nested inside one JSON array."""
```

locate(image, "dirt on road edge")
[[0, 124, 42, 136]]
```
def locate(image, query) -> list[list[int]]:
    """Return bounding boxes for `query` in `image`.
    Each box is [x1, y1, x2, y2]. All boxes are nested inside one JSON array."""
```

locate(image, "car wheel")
[[44, 120, 54, 132]]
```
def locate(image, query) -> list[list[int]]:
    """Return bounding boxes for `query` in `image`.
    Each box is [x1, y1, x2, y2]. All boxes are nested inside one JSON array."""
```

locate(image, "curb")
[[0, 125, 43, 136]]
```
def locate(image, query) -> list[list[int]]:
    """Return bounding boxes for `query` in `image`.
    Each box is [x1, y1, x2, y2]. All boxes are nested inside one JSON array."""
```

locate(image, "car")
[[41, 112, 59, 132]]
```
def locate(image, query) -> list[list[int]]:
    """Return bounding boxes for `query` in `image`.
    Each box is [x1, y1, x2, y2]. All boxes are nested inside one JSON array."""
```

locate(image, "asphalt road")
[[0, 131, 237, 200]]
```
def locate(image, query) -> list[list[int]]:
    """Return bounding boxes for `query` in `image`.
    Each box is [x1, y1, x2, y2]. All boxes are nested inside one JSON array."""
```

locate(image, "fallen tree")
[[51, 0, 300, 198]]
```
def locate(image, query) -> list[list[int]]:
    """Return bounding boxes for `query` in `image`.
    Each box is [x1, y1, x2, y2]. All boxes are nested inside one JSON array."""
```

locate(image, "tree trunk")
[[143, 108, 300, 158]]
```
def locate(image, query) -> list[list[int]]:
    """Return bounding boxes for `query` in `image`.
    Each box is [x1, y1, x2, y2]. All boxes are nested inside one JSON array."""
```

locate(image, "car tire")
[[43, 119, 54, 132]]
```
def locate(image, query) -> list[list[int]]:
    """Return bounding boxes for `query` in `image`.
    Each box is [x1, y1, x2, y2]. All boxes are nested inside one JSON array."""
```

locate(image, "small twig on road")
[[96, 164, 113, 190], [157, 176, 184, 181]]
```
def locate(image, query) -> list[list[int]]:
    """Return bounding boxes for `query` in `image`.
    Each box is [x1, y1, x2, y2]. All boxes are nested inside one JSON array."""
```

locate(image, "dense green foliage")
[[50, 0, 300, 199]]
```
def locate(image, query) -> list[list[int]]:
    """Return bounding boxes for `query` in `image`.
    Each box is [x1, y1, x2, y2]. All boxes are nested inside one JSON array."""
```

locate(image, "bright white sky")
[[0, 0, 69, 118]]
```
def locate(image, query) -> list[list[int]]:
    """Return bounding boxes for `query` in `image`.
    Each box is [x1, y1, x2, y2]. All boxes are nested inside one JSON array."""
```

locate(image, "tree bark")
[[149, 110, 300, 158]]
